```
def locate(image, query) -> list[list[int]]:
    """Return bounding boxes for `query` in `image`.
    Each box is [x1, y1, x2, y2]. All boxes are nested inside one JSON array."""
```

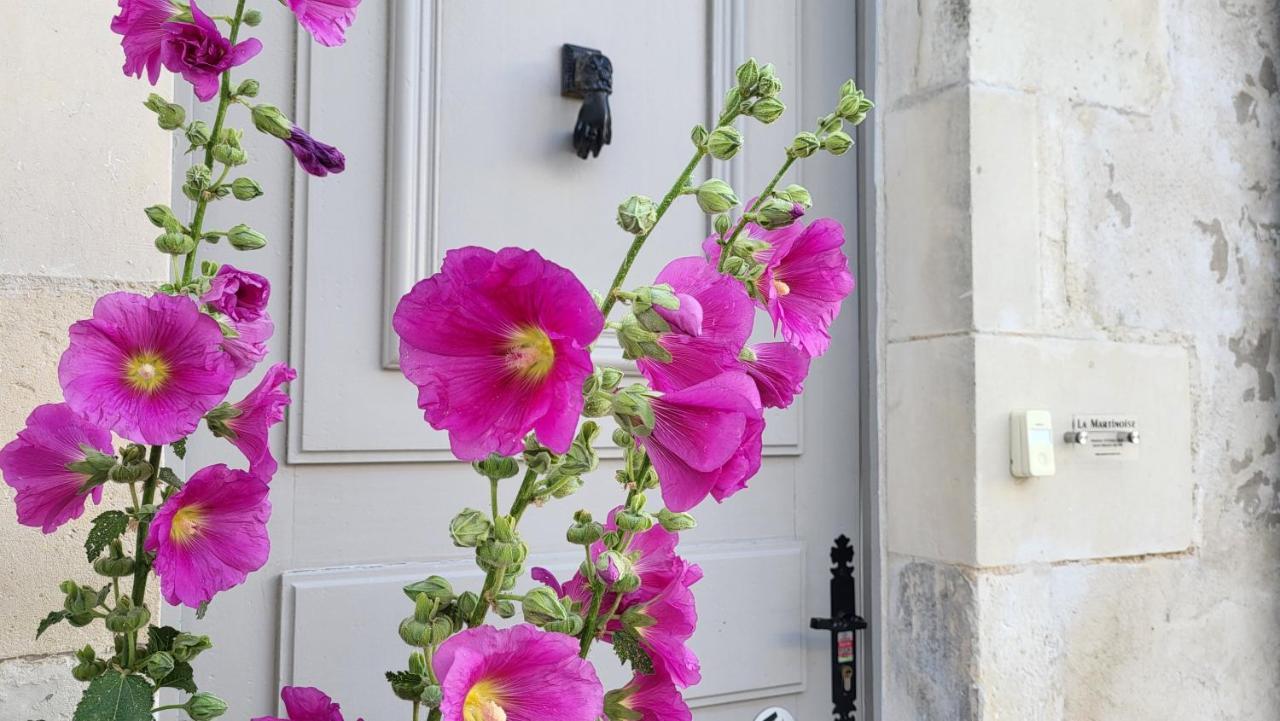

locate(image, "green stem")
[[488, 478, 500, 520], [508, 469, 539, 522], [411, 702, 420, 721], [129, 445, 163, 606], [718, 155, 796, 271], [152, 704, 187, 713], [180, 0, 248, 284], [578, 584, 605, 658]]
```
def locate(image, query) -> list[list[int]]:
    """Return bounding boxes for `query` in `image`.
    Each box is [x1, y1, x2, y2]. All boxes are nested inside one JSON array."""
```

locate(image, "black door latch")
[[561, 44, 613, 159], [810, 535, 867, 721]]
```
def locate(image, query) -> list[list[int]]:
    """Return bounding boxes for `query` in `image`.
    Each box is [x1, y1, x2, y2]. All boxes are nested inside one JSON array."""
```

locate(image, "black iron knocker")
[[561, 44, 613, 159]]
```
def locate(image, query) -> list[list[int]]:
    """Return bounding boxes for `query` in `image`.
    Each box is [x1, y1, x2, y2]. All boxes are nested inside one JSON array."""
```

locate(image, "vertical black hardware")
[[810, 535, 867, 721], [561, 44, 613, 159]]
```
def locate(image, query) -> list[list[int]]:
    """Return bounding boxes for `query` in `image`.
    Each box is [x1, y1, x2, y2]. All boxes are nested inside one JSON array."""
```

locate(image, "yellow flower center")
[[169, 504, 206, 545], [772, 278, 791, 296], [504, 326, 555, 382], [123, 351, 171, 394], [464, 681, 508, 721]]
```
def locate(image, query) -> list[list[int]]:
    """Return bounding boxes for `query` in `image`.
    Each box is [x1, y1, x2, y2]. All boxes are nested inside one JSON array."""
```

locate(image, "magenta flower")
[[217, 363, 296, 478], [284, 126, 347, 177], [434, 624, 604, 721], [253, 686, 362, 721], [654, 291, 703, 337], [636, 257, 754, 393], [635, 372, 764, 512], [58, 292, 236, 446], [616, 561, 703, 688], [743, 341, 811, 409], [0, 404, 113, 533], [758, 218, 853, 356], [221, 314, 273, 380], [287, 0, 362, 48], [393, 247, 604, 460], [111, 0, 179, 84], [160, 0, 263, 101], [145, 463, 270, 608], [202, 264, 270, 324], [606, 670, 692, 721]]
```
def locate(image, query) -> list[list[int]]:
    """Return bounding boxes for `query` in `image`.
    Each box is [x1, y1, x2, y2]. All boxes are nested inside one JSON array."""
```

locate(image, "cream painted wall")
[[0, 0, 169, 710]]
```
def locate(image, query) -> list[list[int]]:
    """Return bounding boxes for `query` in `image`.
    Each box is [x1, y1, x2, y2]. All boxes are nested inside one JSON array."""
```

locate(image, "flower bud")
[[236, 78, 261, 97], [835, 93, 862, 121], [736, 57, 760, 93], [93, 553, 135, 578], [495, 600, 517, 619], [613, 509, 654, 533], [186, 692, 229, 721], [823, 130, 854, 156], [600, 368, 624, 390], [690, 123, 709, 149], [695, 179, 740, 214], [706, 126, 743, 161], [778, 183, 812, 209], [171, 633, 212, 663], [617, 314, 670, 363], [616, 194, 658, 236], [456, 591, 481, 619], [721, 86, 743, 119], [522, 586, 569, 626], [757, 71, 784, 99], [403, 576, 454, 603], [472, 454, 520, 481], [408, 652, 428, 676], [72, 657, 106, 682], [420, 684, 444, 708], [144, 204, 180, 230], [581, 390, 614, 418], [231, 177, 265, 200], [252, 104, 294, 140], [755, 197, 802, 230], [185, 120, 212, 148], [228, 224, 268, 251], [155, 230, 197, 256], [212, 142, 248, 166], [184, 164, 213, 200], [154, 101, 186, 131], [104, 597, 151, 634], [399, 616, 431, 646], [243, 9, 263, 26], [449, 508, 492, 548], [429, 616, 454, 644], [144, 651, 176, 682], [566, 511, 605, 545], [613, 384, 656, 437], [714, 214, 732, 236], [544, 616, 585, 636], [788, 131, 821, 159], [144, 93, 169, 114], [611, 427, 634, 448], [750, 96, 785, 124], [657, 508, 698, 532]]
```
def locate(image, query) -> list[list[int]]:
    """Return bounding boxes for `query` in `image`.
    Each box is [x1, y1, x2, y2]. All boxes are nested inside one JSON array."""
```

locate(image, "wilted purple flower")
[[111, 0, 180, 85], [284, 126, 347, 177], [287, 0, 362, 48]]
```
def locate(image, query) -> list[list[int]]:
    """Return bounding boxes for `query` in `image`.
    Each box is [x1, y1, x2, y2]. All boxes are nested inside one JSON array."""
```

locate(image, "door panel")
[[183, 2, 863, 720]]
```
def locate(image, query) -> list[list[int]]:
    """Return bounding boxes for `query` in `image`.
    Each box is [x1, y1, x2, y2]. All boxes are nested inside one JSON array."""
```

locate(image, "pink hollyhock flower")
[[434, 624, 604, 721], [742, 341, 811, 409], [287, 0, 361, 48], [145, 463, 270, 608], [284, 126, 347, 177], [59, 292, 236, 445], [636, 257, 754, 393], [202, 265, 270, 324], [111, 0, 179, 84], [220, 314, 273, 380], [617, 562, 703, 688], [216, 363, 296, 478], [634, 372, 764, 512], [605, 670, 692, 721], [393, 247, 604, 460], [253, 686, 362, 721], [0, 404, 113, 533], [160, 0, 263, 101], [653, 291, 703, 337]]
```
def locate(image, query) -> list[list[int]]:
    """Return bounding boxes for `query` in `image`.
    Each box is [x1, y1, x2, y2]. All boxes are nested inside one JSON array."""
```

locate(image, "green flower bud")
[[616, 194, 658, 236], [144, 204, 180, 230], [582, 390, 614, 417], [777, 183, 812, 209], [408, 651, 428, 676], [841, 79, 857, 96], [755, 196, 801, 230], [228, 224, 268, 251], [823, 130, 854, 156], [399, 616, 431, 646], [170, 633, 212, 663], [757, 72, 783, 99], [231, 177, 265, 201], [403, 575, 454, 603], [616, 314, 670, 363], [835, 93, 863, 121], [155, 102, 186, 131], [721, 86, 743, 119], [72, 658, 106, 682], [613, 384, 656, 437], [495, 600, 517, 619], [613, 509, 654, 533], [252, 104, 294, 140], [545, 472, 584, 500], [144, 651, 176, 682], [93, 553, 135, 578], [788, 131, 821, 159], [186, 692, 229, 721], [472, 454, 520, 481], [420, 684, 444, 708], [104, 597, 150, 634], [242, 9, 263, 26], [449, 508, 492, 548], [656, 508, 698, 532], [544, 616, 585, 636], [212, 142, 248, 166], [611, 427, 634, 448], [567, 509, 605, 545], [121, 444, 146, 465], [600, 368, 624, 390], [184, 164, 213, 200], [456, 591, 480, 620], [695, 179, 740, 215], [143, 94, 169, 114], [236, 78, 261, 98], [429, 616, 454, 644], [736, 57, 760, 93], [185, 120, 212, 148], [750, 96, 785, 124], [522, 586, 570, 626], [713, 214, 731, 236], [155, 231, 197, 256], [690, 123, 709, 149], [706, 126, 743, 161]]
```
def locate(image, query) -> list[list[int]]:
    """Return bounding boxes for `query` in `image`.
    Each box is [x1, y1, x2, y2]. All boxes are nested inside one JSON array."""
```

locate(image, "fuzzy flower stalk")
[[0, 3, 361, 718]]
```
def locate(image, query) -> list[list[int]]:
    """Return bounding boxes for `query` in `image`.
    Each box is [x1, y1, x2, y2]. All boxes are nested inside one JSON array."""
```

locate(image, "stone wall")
[[879, 1, 1280, 718], [0, 2, 169, 717]]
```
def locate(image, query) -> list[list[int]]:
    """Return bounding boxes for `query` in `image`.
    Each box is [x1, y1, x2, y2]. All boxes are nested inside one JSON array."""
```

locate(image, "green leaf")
[[157, 661, 197, 693], [146, 625, 179, 653], [610, 628, 654, 675], [157, 467, 182, 489], [72, 671, 154, 721], [36, 610, 66, 639], [85, 511, 129, 562], [170, 438, 187, 460]]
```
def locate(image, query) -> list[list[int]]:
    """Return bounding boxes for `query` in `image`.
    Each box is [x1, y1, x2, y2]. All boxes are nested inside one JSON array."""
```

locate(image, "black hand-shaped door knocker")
[[561, 44, 613, 159]]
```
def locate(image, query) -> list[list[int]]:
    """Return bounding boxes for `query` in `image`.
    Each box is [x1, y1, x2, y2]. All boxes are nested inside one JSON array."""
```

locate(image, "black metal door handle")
[[809, 535, 866, 721], [561, 44, 613, 159]]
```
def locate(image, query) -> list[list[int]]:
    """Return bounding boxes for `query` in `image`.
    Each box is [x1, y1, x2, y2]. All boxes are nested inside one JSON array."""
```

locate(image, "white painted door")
[[181, 2, 864, 720]]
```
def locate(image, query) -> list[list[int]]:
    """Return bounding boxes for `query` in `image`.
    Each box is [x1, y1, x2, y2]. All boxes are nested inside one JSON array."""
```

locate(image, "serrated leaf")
[[36, 610, 66, 639], [85, 511, 129, 562], [146, 625, 179, 653], [170, 438, 187, 460], [72, 671, 154, 721], [157, 467, 182, 489], [158, 661, 196, 693], [610, 628, 654, 675]]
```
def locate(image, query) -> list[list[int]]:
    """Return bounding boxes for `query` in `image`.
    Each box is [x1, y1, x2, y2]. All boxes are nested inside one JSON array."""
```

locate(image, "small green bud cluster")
[[583, 366, 624, 417], [521, 586, 584, 635], [788, 79, 871, 160], [615, 283, 680, 337], [144, 93, 186, 131], [730, 58, 786, 125], [616, 194, 658, 235], [59, 580, 105, 628], [103, 596, 150, 634], [612, 383, 656, 438], [71, 645, 108, 682]]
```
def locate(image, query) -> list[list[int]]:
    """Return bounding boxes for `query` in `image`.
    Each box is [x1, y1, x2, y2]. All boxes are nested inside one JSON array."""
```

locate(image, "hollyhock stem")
[[181, 0, 248, 284], [509, 468, 538, 522], [129, 445, 163, 605], [718, 155, 796, 271], [578, 586, 605, 658]]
